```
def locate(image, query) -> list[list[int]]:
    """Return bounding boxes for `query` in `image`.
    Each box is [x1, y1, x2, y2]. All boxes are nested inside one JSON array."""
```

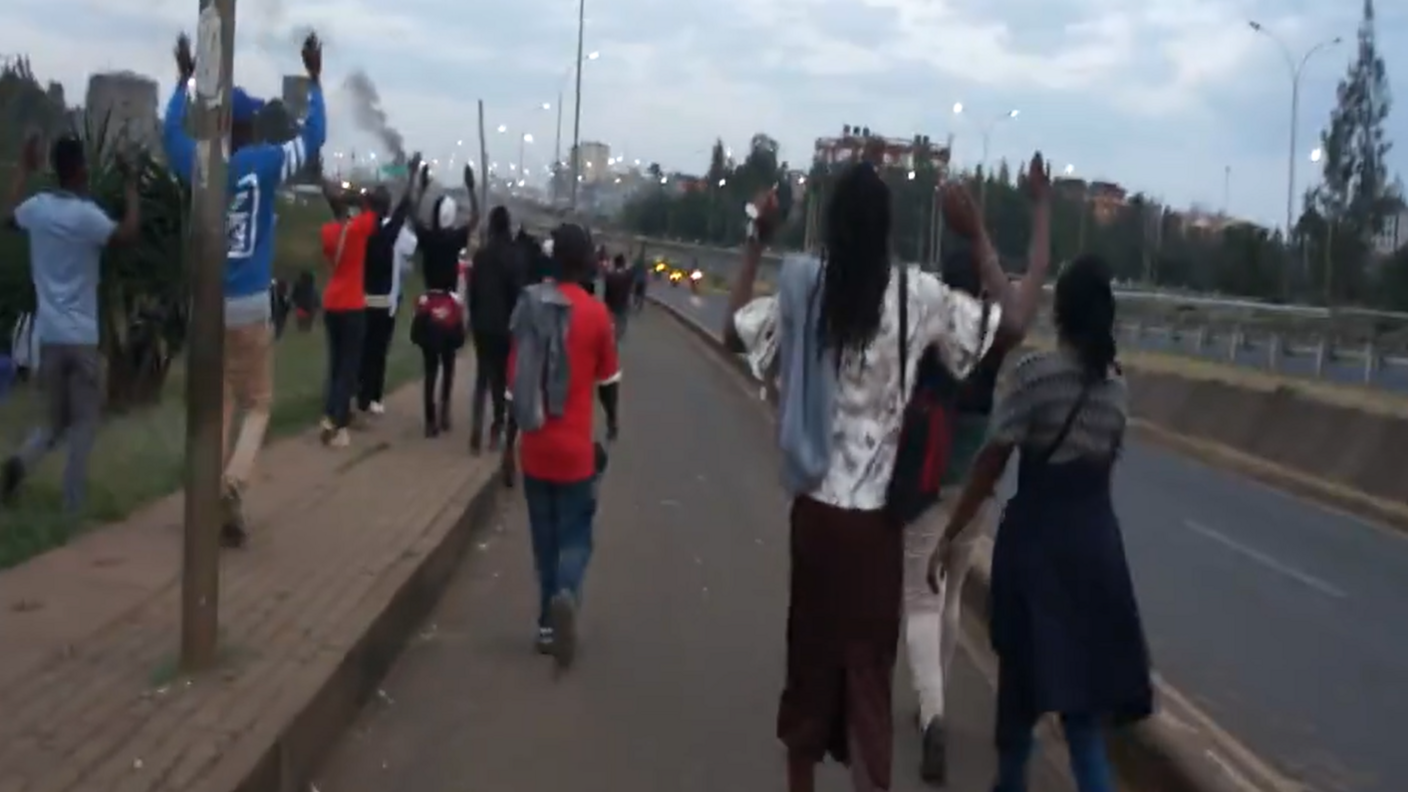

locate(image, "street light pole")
[[951, 103, 1017, 214], [182, 0, 237, 673], [553, 88, 563, 202], [568, 0, 586, 213], [1248, 21, 1341, 296]]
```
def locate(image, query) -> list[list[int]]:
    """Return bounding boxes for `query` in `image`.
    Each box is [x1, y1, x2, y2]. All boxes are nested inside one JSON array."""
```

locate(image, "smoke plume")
[[342, 70, 406, 165]]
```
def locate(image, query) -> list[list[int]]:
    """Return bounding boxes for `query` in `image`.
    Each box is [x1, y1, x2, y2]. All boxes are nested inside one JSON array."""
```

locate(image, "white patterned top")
[[734, 265, 1000, 510]]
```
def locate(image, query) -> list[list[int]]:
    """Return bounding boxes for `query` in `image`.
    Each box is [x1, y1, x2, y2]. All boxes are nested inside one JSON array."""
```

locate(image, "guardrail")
[[1112, 320, 1408, 391], [599, 233, 1408, 394]]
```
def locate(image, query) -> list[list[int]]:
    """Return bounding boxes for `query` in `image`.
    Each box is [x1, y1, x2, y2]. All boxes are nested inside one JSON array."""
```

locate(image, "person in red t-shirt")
[[505, 223, 620, 668], [317, 160, 420, 447]]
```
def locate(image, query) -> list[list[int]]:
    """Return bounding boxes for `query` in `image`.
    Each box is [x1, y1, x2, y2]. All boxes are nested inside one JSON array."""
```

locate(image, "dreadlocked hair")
[[817, 162, 892, 368], [1054, 253, 1119, 384]]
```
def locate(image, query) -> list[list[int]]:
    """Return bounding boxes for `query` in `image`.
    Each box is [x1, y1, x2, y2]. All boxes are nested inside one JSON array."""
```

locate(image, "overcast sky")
[[3, 0, 1406, 229]]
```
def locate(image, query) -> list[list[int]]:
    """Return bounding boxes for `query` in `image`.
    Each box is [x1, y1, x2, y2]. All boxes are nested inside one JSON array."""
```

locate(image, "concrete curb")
[[645, 294, 1292, 792], [231, 465, 508, 792]]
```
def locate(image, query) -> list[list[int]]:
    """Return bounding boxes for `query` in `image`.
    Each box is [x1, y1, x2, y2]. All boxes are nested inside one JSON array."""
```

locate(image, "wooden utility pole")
[[181, 0, 236, 673]]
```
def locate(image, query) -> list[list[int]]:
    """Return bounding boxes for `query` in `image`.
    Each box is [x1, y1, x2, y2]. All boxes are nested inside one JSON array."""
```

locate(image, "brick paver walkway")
[[0, 363, 498, 792]]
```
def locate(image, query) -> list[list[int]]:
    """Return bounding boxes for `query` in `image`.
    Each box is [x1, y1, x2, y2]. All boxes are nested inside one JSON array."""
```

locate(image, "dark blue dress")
[[988, 435, 1154, 746]]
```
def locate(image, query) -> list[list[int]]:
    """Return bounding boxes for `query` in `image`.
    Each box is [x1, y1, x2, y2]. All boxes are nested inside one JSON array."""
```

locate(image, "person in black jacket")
[[467, 205, 526, 453], [411, 164, 479, 436], [357, 186, 421, 415]]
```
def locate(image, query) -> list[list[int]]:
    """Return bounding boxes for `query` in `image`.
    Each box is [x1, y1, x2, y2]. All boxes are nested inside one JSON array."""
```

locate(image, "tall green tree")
[[1305, 0, 1395, 304]]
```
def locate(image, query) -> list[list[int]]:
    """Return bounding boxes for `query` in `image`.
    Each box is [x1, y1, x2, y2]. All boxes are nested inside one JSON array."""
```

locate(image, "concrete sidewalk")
[[0, 362, 502, 792], [316, 308, 1070, 791]]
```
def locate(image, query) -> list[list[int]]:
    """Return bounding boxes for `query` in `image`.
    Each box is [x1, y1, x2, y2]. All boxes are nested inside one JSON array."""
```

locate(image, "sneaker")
[[548, 590, 578, 670], [1, 457, 24, 505], [369, 401, 386, 416], [328, 428, 351, 448], [535, 626, 555, 655], [219, 484, 248, 549], [920, 718, 947, 786], [319, 417, 336, 445]]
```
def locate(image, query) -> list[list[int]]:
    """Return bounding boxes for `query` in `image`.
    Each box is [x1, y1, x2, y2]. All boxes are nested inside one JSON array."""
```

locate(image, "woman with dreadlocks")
[[723, 159, 1048, 792]]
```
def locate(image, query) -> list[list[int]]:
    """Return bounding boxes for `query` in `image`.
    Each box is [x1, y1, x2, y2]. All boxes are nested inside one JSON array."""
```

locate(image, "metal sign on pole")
[[181, 0, 236, 672]]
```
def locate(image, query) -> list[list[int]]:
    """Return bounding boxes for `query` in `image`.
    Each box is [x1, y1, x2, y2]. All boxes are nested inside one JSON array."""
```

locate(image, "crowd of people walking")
[[725, 151, 1152, 791], [0, 22, 1151, 791]]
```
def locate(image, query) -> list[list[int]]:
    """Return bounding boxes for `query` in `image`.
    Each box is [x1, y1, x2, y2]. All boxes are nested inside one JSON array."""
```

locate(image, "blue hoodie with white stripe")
[[162, 84, 327, 306]]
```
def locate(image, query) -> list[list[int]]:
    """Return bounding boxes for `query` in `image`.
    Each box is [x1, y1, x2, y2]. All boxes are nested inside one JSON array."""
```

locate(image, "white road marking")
[[1184, 519, 1348, 599]]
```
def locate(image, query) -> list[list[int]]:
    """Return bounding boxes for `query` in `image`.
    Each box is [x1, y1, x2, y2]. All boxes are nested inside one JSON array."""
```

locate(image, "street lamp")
[[556, 49, 599, 206], [952, 102, 1020, 211], [1065, 164, 1092, 251], [1248, 20, 1341, 293]]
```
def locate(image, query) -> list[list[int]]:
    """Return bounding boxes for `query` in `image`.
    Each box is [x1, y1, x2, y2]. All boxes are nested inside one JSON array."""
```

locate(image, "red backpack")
[[411, 290, 466, 349]]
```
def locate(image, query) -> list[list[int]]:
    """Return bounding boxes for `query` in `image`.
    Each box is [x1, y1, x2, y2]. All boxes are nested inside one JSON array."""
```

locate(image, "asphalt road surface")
[[652, 284, 1408, 792], [317, 308, 1067, 792]]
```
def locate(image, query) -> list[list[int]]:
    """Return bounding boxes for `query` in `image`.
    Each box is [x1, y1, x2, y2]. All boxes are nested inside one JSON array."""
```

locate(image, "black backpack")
[[885, 266, 994, 526]]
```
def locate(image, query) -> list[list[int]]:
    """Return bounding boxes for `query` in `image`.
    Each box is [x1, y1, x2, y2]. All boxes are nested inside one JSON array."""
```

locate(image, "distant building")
[[813, 125, 951, 172], [85, 71, 159, 152], [281, 75, 311, 120], [1372, 204, 1408, 257], [1053, 176, 1129, 225], [573, 141, 611, 184]]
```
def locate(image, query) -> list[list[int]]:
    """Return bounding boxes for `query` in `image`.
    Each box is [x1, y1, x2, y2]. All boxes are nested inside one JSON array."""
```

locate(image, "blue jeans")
[[323, 310, 365, 428], [523, 475, 597, 627], [994, 711, 1114, 792]]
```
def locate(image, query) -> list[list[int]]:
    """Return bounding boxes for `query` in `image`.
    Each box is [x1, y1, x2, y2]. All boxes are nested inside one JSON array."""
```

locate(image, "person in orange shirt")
[[318, 159, 421, 446]]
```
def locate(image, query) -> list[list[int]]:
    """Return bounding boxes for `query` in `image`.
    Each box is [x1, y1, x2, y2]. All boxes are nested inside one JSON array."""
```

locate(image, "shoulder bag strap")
[[332, 219, 353, 270], [1035, 382, 1093, 464], [897, 265, 909, 393]]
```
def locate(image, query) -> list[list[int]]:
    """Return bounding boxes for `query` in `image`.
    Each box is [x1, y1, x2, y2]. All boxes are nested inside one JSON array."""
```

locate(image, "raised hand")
[[174, 34, 195, 82], [463, 163, 476, 192], [301, 31, 322, 83], [745, 185, 780, 243], [1026, 151, 1050, 204]]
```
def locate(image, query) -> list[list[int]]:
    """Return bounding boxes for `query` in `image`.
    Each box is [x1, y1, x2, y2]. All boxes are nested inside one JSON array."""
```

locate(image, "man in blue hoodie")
[[163, 32, 327, 548]]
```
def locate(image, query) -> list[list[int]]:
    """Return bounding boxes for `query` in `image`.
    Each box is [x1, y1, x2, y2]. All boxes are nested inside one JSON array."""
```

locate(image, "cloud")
[[2, 0, 1404, 228]]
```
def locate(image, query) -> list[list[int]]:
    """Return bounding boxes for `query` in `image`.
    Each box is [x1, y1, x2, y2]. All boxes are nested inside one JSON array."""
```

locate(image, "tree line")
[[620, 0, 1408, 309]]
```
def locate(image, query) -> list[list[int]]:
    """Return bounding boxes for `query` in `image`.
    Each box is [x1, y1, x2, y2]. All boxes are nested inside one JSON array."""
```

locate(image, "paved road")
[[317, 308, 1066, 791], [653, 286, 1408, 792]]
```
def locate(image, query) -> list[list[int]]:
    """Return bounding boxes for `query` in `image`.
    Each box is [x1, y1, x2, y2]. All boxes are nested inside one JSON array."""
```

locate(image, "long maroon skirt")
[[778, 495, 903, 789]]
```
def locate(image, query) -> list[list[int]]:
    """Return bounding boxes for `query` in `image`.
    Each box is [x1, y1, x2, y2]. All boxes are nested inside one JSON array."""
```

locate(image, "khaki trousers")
[[221, 322, 273, 492]]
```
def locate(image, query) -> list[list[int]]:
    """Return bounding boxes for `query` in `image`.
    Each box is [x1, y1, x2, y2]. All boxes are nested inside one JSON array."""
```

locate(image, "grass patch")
[[0, 283, 425, 570]]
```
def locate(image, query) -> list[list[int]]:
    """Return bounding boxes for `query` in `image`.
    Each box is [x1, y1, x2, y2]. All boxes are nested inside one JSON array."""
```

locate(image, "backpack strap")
[[331, 219, 353, 270]]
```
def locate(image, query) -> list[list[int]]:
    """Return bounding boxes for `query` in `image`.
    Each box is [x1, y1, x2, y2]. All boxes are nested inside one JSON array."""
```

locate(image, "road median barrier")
[[646, 294, 1302, 792]]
